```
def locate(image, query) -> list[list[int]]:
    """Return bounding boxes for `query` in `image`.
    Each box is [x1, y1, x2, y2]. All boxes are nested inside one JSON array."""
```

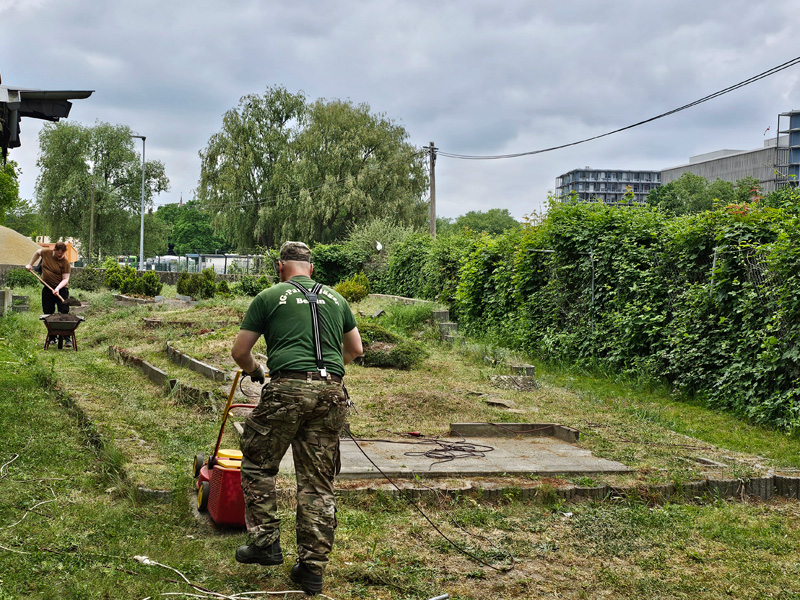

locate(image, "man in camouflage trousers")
[[231, 241, 362, 596]]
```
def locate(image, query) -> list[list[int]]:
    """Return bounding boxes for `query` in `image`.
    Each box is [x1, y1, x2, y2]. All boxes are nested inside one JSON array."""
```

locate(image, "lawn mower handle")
[[212, 369, 242, 461]]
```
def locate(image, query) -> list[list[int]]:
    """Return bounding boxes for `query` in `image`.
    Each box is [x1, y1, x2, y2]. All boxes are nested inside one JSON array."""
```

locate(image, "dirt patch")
[[43, 313, 83, 322]]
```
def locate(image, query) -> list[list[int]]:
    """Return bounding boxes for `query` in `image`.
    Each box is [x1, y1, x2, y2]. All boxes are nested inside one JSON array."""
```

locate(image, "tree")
[[647, 173, 762, 216], [155, 201, 233, 255], [198, 86, 428, 250], [171, 201, 231, 255], [4, 198, 42, 239], [0, 160, 20, 225], [451, 208, 520, 235], [36, 121, 169, 259]]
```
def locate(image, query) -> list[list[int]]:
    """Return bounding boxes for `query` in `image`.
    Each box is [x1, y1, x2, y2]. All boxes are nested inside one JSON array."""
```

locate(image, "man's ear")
[[309, 263, 314, 276]]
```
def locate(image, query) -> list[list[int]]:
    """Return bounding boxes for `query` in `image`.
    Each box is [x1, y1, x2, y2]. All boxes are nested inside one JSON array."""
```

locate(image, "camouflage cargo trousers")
[[240, 377, 348, 574]]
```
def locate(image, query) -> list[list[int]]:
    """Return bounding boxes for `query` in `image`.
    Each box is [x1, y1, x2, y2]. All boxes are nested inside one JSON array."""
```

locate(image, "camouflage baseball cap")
[[279, 241, 312, 262]]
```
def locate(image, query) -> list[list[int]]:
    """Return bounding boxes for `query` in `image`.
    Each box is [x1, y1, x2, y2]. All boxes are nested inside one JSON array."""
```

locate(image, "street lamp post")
[[130, 134, 146, 270]]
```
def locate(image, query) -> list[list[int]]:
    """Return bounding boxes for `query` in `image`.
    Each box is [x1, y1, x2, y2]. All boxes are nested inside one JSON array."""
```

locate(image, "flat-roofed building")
[[661, 110, 800, 193], [555, 168, 662, 204]]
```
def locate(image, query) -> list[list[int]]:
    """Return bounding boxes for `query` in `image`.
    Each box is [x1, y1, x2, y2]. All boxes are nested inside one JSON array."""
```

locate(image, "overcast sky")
[[3, 0, 800, 221]]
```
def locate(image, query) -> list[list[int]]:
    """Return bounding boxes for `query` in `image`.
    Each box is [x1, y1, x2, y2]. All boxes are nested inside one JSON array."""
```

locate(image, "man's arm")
[[54, 272, 70, 293], [342, 327, 363, 365], [231, 329, 264, 375], [25, 249, 42, 271]]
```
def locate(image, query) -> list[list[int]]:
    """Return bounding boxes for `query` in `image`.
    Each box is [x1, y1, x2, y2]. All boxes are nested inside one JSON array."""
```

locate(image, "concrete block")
[[0, 288, 10, 315], [679, 480, 708, 499], [745, 475, 773, 500], [708, 477, 742, 499], [647, 483, 676, 501], [510, 364, 536, 377], [432, 309, 450, 323], [438, 322, 459, 335], [143, 363, 170, 388], [775, 475, 800, 499], [575, 484, 607, 500]]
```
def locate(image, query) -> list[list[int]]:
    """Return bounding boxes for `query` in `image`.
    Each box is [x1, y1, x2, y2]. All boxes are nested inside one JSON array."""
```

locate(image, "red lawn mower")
[[192, 370, 258, 526]]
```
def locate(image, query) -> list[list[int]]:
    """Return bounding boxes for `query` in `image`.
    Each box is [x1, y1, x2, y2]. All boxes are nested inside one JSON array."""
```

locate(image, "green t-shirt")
[[239, 275, 357, 377]]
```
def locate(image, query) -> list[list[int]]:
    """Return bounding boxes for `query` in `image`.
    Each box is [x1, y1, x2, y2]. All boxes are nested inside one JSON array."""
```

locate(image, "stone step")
[[510, 364, 536, 377], [438, 322, 459, 335], [432, 309, 450, 323]]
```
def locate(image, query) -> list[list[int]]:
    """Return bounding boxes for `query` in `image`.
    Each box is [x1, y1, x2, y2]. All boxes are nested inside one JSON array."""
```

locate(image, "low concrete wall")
[[165, 341, 229, 381], [108, 345, 218, 411]]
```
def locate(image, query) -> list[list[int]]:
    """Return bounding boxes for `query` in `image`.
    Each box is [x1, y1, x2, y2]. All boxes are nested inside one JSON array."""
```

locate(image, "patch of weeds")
[[573, 476, 599, 487], [381, 302, 434, 335]]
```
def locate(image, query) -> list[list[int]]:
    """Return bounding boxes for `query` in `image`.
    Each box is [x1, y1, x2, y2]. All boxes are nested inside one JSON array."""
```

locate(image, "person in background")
[[26, 242, 72, 348], [231, 241, 362, 596]]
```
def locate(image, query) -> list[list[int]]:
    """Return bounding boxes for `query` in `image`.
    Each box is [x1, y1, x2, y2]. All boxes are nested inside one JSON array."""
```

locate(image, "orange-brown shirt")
[[40, 248, 71, 289]]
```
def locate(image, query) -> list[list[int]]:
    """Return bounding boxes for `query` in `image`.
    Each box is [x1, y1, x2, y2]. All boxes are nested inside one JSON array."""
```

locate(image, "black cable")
[[346, 431, 515, 573], [437, 55, 800, 160]]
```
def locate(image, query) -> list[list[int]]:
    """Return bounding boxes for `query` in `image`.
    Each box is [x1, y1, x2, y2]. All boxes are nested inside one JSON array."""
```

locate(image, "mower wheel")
[[198, 481, 210, 512], [207, 455, 217, 471], [193, 453, 205, 478]]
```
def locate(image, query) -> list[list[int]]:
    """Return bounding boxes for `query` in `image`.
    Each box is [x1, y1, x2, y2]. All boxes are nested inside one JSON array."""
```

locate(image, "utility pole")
[[88, 178, 96, 263], [429, 141, 436, 239], [130, 134, 146, 270]]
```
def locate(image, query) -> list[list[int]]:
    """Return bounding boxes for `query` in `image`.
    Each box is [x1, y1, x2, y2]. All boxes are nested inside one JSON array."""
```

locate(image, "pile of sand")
[[0, 225, 40, 266]]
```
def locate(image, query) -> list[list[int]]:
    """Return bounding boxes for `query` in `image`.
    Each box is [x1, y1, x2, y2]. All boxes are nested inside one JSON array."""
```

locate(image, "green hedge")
[[448, 194, 800, 431]]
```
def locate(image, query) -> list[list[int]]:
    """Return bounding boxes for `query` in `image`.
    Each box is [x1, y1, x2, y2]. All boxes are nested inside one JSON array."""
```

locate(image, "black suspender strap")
[[286, 280, 328, 378]]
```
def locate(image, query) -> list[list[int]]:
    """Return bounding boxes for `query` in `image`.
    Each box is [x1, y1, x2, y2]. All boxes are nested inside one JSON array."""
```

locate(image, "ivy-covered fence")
[[450, 200, 800, 431]]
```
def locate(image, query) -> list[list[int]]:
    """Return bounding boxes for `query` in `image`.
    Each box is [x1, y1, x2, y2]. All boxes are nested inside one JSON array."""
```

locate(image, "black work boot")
[[235, 540, 283, 565], [290, 561, 323, 595]]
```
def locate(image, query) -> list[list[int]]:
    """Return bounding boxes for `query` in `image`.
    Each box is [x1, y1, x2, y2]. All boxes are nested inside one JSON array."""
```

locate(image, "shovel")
[[28, 269, 82, 307]]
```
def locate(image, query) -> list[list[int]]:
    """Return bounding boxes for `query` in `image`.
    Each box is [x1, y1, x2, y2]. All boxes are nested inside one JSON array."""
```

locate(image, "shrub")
[[139, 271, 163, 297], [311, 244, 366, 286], [197, 268, 217, 300], [356, 319, 428, 369], [235, 275, 263, 296], [70, 265, 105, 291], [176, 272, 192, 296], [361, 340, 428, 370], [256, 275, 272, 290], [5, 268, 39, 288], [334, 273, 370, 303], [356, 321, 401, 344], [105, 264, 136, 291], [217, 279, 232, 297], [120, 274, 144, 296], [382, 233, 435, 298]]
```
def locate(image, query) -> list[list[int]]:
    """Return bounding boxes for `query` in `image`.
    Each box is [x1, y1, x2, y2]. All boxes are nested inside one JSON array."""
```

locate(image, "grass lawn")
[[2, 286, 800, 599]]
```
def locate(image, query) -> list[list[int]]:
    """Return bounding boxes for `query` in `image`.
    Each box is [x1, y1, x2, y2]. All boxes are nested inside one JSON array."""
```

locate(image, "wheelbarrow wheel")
[[198, 481, 210, 512], [193, 453, 205, 478]]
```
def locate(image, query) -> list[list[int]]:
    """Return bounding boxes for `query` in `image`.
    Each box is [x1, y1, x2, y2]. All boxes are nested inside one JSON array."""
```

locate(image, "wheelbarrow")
[[40, 314, 85, 350], [193, 370, 260, 526]]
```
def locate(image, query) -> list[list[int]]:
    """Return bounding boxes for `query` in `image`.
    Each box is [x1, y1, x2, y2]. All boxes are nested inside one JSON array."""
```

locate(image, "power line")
[[437, 55, 800, 161]]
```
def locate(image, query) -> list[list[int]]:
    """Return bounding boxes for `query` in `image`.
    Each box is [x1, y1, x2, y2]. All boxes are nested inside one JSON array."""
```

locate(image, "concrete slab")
[[335, 435, 630, 479], [231, 422, 630, 479]]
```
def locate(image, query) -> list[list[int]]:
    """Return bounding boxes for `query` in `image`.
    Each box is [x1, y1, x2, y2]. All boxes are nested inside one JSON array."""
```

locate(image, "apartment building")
[[554, 168, 662, 204]]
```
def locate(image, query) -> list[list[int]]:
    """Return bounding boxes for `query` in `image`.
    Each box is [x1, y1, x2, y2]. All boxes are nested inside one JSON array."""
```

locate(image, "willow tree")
[[197, 86, 428, 250], [35, 121, 169, 259]]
